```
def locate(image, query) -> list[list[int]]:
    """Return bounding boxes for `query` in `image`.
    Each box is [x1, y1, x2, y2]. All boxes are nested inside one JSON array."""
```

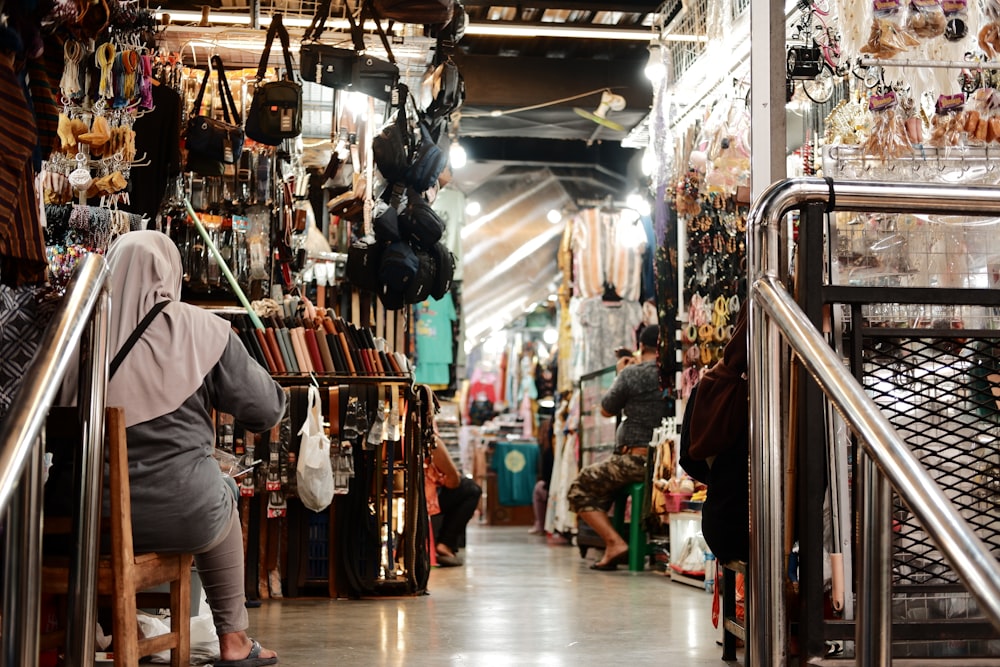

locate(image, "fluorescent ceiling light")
[[155, 9, 400, 32], [465, 23, 704, 41], [157, 11, 704, 43]]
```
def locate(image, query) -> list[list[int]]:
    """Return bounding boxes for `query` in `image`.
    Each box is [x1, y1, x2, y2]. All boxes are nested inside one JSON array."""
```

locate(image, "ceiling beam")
[[452, 53, 651, 110], [459, 137, 637, 175]]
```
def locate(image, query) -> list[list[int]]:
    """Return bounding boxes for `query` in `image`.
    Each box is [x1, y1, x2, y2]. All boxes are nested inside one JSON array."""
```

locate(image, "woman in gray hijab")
[[106, 231, 285, 666]]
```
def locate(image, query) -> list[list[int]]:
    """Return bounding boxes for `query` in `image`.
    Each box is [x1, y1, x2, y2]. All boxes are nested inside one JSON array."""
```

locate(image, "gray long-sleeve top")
[[124, 332, 285, 553]]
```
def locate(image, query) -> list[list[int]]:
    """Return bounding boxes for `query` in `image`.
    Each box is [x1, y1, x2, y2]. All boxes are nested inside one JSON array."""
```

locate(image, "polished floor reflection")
[[250, 524, 733, 666]]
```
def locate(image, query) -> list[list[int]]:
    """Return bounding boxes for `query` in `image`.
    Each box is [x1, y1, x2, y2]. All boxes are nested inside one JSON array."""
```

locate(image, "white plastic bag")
[[296, 385, 335, 511]]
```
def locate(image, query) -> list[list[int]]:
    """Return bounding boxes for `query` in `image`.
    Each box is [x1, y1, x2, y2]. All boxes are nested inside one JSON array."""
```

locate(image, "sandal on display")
[[214, 639, 278, 667]]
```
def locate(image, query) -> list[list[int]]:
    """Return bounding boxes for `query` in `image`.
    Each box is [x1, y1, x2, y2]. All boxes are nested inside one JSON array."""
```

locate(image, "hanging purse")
[[245, 14, 303, 145], [185, 55, 244, 174], [299, 0, 399, 102]]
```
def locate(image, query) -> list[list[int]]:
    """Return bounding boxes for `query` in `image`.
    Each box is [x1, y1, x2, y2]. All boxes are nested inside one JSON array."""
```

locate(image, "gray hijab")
[[106, 231, 230, 427]]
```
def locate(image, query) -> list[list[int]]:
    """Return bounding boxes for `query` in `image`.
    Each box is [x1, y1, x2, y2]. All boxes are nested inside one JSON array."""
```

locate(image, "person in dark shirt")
[[568, 324, 668, 570]]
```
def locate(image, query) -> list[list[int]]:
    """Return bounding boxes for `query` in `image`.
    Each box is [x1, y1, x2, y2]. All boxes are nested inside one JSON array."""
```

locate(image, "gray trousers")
[[195, 501, 247, 636]]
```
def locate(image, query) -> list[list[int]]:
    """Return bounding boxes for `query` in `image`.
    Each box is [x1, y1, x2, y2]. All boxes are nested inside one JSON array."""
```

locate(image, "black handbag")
[[185, 55, 244, 173], [245, 14, 302, 145], [299, 0, 399, 102]]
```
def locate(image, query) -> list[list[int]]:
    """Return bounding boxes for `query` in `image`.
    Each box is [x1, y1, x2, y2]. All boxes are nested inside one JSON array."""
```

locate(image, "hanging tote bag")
[[299, 0, 399, 101], [296, 384, 335, 512], [245, 14, 303, 145], [185, 55, 244, 174]]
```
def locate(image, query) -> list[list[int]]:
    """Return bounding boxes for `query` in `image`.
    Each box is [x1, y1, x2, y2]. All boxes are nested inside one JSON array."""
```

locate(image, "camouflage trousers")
[[567, 453, 647, 514]]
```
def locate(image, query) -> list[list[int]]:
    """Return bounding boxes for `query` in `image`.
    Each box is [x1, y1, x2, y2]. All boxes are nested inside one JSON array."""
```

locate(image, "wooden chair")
[[41, 406, 192, 666]]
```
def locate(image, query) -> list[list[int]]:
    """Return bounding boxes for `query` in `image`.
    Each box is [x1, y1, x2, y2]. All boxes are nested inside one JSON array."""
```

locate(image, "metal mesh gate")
[[832, 307, 1000, 657], [860, 332, 1000, 588]]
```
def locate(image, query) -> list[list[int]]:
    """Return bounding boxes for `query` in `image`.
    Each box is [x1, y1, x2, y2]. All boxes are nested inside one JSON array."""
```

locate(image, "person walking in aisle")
[[568, 324, 668, 570], [106, 231, 284, 666]]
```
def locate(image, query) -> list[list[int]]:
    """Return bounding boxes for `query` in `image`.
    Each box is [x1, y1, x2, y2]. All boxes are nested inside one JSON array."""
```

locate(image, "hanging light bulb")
[[644, 43, 666, 83], [450, 141, 468, 169], [547, 209, 562, 224], [626, 192, 651, 217], [641, 146, 657, 177]]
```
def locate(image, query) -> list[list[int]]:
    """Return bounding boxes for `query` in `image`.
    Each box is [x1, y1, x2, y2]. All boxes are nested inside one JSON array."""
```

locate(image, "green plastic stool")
[[611, 481, 649, 571]]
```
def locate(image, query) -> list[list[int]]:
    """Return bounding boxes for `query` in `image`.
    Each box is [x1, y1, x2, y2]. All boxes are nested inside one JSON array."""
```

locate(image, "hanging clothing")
[[571, 208, 647, 302], [414, 293, 457, 387], [574, 296, 644, 377], [492, 440, 539, 506], [125, 84, 182, 221], [0, 50, 47, 286], [546, 392, 580, 534]]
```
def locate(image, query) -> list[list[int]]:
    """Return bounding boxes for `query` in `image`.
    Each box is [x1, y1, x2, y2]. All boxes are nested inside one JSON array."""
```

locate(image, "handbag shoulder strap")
[[210, 55, 241, 125], [344, 0, 396, 64], [255, 13, 297, 82], [191, 64, 213, 116], [303, 0, 332, 42], [109, 300, 169, 380]]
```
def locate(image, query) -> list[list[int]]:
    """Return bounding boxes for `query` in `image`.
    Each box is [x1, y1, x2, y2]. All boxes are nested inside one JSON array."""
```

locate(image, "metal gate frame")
[[746, 178, 1000, 666]]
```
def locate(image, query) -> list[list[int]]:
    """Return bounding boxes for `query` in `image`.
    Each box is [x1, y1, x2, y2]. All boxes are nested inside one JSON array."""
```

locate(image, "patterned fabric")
[[0, 283, 59, 419], [574, 296, 644, 377], [567, 452, 647, 514], [601, 360, 670, 451], [0, 50, 47, 286], [571, 208, 646, 302]]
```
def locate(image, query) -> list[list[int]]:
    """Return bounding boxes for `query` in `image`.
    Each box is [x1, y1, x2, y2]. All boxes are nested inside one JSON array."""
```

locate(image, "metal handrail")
[[747, 178, 1000, 667], [0, 254, 111, 666]]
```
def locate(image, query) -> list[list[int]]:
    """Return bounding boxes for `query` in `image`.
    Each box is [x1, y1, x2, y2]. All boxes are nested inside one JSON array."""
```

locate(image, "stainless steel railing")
[[0, 254, 111, 666], [747, 178, 1000, 667]]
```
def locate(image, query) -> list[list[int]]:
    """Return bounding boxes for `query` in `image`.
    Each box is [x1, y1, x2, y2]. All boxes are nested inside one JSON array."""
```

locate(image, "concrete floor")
[[247, 524, 735, 666]]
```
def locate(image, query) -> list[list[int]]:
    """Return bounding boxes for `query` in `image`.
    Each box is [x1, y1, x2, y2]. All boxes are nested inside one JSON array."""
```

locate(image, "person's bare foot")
[[594, 542, 628, 568], [219, 631, 278, 661]]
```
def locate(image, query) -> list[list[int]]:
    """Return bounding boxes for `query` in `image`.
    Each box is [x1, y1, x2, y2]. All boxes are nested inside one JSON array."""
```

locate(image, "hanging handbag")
[[299, 0, 399, 102], [245, 14, 303, 145], [185, 55, 244, 173]]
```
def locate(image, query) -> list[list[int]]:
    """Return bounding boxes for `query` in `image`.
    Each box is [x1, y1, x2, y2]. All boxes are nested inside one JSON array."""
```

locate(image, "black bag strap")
[[301, 0, 395, 63], [255, 14, 297, 82], [109, 301, 169, 380], [191, 63, 212, 116], [211, 55, 242, 125], [302, 0, 332, 42], [354, 0, 396, 64]]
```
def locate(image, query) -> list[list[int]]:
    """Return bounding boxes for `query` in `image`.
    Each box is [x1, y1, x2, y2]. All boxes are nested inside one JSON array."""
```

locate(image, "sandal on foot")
[[215, 639, 278, 666], [589, 551, 629, 571]]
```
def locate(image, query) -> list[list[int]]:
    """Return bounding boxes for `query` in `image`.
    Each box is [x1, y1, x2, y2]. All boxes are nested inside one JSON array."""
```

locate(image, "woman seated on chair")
[[106, 231, 284, 666], [568, 324, 669, 570]]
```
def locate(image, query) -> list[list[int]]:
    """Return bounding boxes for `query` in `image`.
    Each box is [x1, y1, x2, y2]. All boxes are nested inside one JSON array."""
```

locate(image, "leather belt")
[[622, 446, 649, 457], [329, 385, 340, 438]]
